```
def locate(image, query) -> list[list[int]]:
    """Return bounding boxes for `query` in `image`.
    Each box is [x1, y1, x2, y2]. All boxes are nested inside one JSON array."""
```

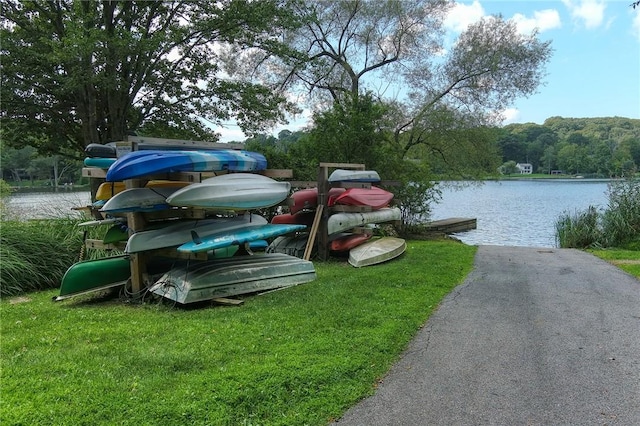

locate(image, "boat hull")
[[149, 253, 316, 304], [100, 187, 180, 214], [328, 169, 380, 183], [289, 187, 345, 214], [330, 186, 393, 209], [271, 211, 316, 226], [329, 233, 372, 252], [166, 173, 290, 209], [125, 213, 267, 253], [348, 237, 406, 267], [57, 256, 131, 301], [105, 149, 267, 181], [327, 207, 401, 235], [177, 224, 307, 253], [95, 180, 190, 201]]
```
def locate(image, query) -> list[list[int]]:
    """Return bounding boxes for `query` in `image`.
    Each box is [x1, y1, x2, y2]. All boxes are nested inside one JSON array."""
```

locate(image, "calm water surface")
[[3, 190, 92, 220], [431, 180, 610, 248], [4, 180, 611, 248]]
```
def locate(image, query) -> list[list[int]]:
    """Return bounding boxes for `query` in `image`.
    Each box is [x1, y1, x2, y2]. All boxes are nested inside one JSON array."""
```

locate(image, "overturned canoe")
[[348, 237, 406, 267], [166, 173, 290, 210], [56, 256, 131, 301], [149, 253, 316, 304]]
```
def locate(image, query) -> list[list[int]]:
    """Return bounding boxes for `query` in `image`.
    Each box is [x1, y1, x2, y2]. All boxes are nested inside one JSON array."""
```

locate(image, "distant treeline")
[[496, 117, 640, 177]]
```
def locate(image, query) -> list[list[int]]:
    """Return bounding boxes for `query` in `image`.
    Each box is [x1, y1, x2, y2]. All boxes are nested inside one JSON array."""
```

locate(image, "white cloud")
[[562, 0, 606, 29], [633, 9, 640, 41], [445, 0, 485, 33], [501, 108, 521, 124], [512, 9, 562, 34]]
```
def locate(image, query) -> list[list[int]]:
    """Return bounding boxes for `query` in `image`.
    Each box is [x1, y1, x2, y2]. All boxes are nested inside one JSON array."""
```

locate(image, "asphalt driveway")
[[333, 245, 640, 425]]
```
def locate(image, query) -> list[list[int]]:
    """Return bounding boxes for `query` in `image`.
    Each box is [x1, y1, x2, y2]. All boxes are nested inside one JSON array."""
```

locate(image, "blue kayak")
[[177, 224, 307, 253], [105, 149, 267, 181]]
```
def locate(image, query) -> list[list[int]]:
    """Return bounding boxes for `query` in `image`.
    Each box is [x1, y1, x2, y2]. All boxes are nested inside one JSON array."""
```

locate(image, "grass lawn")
[[1, 240, 476, 426], [589, 248, 640, 279]]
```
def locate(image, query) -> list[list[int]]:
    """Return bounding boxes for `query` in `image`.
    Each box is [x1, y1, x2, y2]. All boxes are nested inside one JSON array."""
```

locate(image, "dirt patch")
[[9, 296, 31, 304], [611, 259, 640, 265]]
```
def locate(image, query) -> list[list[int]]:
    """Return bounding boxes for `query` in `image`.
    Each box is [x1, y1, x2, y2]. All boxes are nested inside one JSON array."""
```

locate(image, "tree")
[[1, 0, 300, 158], [500, 160, 519, 176], [259, 0, 551, 173]]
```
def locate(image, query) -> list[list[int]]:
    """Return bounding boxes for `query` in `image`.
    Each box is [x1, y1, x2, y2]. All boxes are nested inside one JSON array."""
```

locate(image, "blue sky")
[[215, 0, 640, 141]]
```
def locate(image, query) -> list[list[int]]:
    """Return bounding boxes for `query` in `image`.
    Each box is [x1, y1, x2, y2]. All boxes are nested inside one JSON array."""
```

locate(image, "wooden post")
[[125, 179, 147, 295], [316, 165, 330, 260]]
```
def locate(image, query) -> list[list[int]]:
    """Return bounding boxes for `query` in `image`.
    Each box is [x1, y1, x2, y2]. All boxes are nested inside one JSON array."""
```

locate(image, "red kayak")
[[329, 233, 372, 252], [271, 211, 316, 226], [330, 186, 393, 210], [289, 187, 345, 214]]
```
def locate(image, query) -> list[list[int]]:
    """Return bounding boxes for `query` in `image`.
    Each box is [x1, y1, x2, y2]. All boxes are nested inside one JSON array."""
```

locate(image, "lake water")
[[2, 190, 92, 220], [3, 180, 612, 248], [430, 180, 611, 248]]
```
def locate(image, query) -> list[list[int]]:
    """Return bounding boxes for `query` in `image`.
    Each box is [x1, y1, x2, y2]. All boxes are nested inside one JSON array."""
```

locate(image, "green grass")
[[1, 240, 476, 426], [589, 248, 640, 279]]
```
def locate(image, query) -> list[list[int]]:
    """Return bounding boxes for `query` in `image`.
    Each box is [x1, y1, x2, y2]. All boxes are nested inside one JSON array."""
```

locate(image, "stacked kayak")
[[105, 149, 267, 181], [58, 148, 313, 304], [269, 168, 404, 264]]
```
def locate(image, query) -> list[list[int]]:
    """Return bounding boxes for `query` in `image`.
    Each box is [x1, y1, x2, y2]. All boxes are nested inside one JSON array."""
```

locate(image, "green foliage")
[[499, 118, 640, 176], [1, 240, 476, 425], [1, 0, 300, 157], [555, 206, 603, 249], [0, 219, 85, 296], [602, 179, 640, 246], [499, 160, 519, 176], [305, 93, 388, 169], [0, 179, 12, 197], [556, 179, 640, 249]]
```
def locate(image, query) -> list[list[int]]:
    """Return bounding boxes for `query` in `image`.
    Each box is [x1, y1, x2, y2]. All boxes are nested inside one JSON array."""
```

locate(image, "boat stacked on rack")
[[58, 145, 314, 303], [268, 168, 405, 266]]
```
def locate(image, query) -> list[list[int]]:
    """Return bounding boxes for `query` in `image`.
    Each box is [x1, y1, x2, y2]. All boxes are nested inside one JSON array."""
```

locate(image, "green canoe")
[[56, 256, 132, 301]]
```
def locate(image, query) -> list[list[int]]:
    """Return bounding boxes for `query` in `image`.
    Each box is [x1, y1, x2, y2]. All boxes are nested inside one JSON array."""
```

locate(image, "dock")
[[425, 217, 477, 234]]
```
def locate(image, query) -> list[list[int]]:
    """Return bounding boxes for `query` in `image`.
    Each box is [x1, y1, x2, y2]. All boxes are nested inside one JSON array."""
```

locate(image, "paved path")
[[333, 246, 640, 425]]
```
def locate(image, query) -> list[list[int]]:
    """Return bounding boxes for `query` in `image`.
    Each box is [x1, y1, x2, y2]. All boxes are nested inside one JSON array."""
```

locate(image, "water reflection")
[[430, 180, 610, 248]]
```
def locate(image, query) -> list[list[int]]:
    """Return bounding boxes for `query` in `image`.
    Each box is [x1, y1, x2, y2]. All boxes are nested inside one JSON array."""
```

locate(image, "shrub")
[[555, 206, 602, 249], [556, 179, 640, 249]]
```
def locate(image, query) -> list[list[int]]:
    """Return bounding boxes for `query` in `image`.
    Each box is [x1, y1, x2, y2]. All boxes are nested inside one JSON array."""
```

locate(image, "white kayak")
[[328, 169, 380, 183], [100, 187, 180, 214], [124, 213, 267, 253], [166, 173, 291, 210], [327, 207, 401, 235]]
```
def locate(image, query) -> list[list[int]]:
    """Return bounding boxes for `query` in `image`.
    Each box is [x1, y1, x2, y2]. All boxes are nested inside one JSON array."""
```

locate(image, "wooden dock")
[[425, 217, 477, 234]]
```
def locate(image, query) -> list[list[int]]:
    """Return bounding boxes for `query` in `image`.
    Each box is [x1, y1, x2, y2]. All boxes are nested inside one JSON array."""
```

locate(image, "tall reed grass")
[[556, 179, 640, 249], [0, 218, 85, 296]]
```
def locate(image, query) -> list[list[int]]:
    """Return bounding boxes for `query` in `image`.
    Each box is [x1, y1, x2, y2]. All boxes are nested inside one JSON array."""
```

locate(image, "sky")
[[213, 0, 640, 142]]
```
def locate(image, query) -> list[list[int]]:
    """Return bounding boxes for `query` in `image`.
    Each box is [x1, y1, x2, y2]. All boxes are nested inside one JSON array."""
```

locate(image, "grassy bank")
[[2, 240, 476, 426], [589, 248, 640, 279]]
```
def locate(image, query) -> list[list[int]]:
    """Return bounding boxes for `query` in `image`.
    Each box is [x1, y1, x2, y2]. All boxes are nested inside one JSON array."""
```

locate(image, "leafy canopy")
[[1, 0, 301, 158]]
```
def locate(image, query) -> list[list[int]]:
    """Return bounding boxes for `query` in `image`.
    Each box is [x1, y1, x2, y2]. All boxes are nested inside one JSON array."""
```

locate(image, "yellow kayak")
[[95, 180, 190, 200]]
